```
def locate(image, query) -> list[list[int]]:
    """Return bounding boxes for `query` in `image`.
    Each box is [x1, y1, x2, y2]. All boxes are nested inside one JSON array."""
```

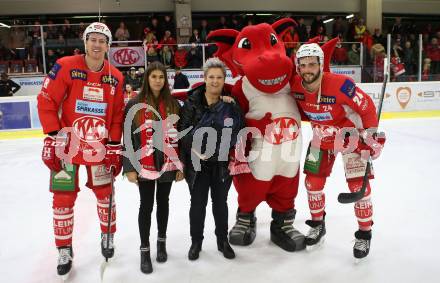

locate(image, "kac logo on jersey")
[[70, 69, 87, 81], [264, 117, 300, 145], [75, 99, 107, 116], [48, 63, 61, 80], [72, 116, 107, 142], [304, 111, 333, 121]]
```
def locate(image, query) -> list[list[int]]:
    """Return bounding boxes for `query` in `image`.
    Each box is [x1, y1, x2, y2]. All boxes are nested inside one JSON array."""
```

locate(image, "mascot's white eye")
[[270, 33, 278, 46], [238, 37, 251, 49]]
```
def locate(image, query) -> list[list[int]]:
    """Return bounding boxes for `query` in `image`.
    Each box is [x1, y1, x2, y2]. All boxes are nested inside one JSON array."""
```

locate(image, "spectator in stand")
[[332, 42, 348, 65], [125, 67, 142, 91], [163, 15, 175, 37], [160, 30, 177, 51], [371, 43, 386, 82], [296, 17, 309, 42], [354, 18, 367, 42], [332, 17, 346, 39], [46, 20, 59, 40], [311, 16, 325, 37], [174, 45, 188, 68], [189, 29, 202, 44], [160, 45, 174, 68], [149, 17, 163, 41], [392, 38, 404, 59], [231, 17, 244, 31], [61, 19, 75, 39], [199, 19, 211, 43], [143, 28, 156, 44], [124, 83, 137, 105], [282, 27, 296, 57], [46, 49, 58, 70], [73, 48, 81, 55], [315, 26, 326, 42], [348, 43, 360, 65], [426, 37, 440, 74], [115, 21, 130, 46], [402, 40, 416, 76], [9, 27, 27, 59], [422, 58, 431, 80], [372, 28, 386, 49], [216, 16, 229, 29], [147, 46, 160, 65], [173, 67, 189, 89], [186, 43, 203, 68], [391, 17, 404, 39], [0, 72, 21, 97], [138, 67, 145, 86]]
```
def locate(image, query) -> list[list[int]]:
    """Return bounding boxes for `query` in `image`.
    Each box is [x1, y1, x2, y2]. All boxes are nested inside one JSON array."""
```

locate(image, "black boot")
[[217, 238, 235, 259], [140, 245, 153, 274], [229, 209, 257, 246], [188, 241, 202, 261], [353, 230, 372, 259], [270, 209, 306, 252], [101, 233, 114, 259], [57, 246, 73, 277], [156, 237, 167, 263]]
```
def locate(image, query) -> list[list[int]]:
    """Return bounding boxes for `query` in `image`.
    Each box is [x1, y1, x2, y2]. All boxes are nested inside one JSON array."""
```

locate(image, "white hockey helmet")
[[295, 43, 324, 71], [83, 22, 112, 46]]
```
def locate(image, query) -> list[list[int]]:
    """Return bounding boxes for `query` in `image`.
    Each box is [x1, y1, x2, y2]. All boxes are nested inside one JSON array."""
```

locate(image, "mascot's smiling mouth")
[[257, 74, 287, 86]]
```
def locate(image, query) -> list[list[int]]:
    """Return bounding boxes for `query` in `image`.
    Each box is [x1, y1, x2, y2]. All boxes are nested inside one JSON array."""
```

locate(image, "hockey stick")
[[337, 73, 388, 204], [100, 168, 114, 281]]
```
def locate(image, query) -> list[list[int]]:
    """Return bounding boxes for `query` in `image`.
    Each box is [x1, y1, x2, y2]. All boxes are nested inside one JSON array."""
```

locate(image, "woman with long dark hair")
[[123, 61, 184, 274]]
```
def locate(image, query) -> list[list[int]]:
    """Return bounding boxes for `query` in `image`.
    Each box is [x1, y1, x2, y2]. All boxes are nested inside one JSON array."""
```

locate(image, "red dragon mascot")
[[207, 18, 339, 252]]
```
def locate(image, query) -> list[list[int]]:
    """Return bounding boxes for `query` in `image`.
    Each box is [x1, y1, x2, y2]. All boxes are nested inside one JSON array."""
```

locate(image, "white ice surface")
[[1, 118, 439, 283]]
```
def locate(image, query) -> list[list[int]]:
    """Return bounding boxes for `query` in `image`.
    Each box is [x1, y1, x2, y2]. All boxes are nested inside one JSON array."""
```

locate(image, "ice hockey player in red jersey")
[[290, 43, 386, 259], [37, 22, 125, 278]]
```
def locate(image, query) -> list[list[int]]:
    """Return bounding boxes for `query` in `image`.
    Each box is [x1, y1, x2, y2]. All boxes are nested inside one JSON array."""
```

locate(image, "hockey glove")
[[356, 130, 386, 160], [104, 143, 123, 176], [42, 135, 64, 172]]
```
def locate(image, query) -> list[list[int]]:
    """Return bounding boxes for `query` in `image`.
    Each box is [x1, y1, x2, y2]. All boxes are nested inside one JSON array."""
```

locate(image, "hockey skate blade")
[[306, 237, 325, 251], [354, 257, 367, 265], [100, 260, 110, 282], [59, 270, 72, 282]]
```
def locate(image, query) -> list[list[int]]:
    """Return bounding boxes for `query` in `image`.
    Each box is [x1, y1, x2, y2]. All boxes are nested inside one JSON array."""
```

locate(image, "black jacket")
[[123, 96, 180, 183], [177, 83, 244, 188], [0, 79, 20, 97]]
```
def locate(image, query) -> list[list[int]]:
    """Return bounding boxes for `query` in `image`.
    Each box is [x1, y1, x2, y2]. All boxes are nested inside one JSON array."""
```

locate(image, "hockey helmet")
[[295, 43, 324, 71], [83, 22, 112, 46]]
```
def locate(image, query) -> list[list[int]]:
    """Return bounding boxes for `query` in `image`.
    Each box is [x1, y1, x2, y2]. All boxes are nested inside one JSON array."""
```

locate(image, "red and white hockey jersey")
[[37, 55, 125, 165], [291, 72, 378, 150]]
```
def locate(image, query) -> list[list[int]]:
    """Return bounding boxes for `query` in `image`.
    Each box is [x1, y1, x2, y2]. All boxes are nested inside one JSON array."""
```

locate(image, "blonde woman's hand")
[[176, 171, 184, 182], [220, 95, 235, 104], [126, 171, 138, 184]]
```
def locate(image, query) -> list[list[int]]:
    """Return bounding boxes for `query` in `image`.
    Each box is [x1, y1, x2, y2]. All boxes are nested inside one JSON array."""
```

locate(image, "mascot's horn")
[[272, 18, 297, 36]]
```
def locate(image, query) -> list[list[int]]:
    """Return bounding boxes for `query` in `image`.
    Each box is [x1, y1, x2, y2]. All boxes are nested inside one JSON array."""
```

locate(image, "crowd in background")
[[0, 13, 439, 83]]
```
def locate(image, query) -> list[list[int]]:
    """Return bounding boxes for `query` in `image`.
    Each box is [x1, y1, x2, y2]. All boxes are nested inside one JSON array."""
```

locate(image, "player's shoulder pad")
[[47, 55, 81, 80], [327, 72, 356, 99]]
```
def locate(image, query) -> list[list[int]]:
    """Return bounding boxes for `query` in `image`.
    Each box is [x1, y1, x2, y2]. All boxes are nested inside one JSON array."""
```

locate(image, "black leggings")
[[138, 180, 172, 246]]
